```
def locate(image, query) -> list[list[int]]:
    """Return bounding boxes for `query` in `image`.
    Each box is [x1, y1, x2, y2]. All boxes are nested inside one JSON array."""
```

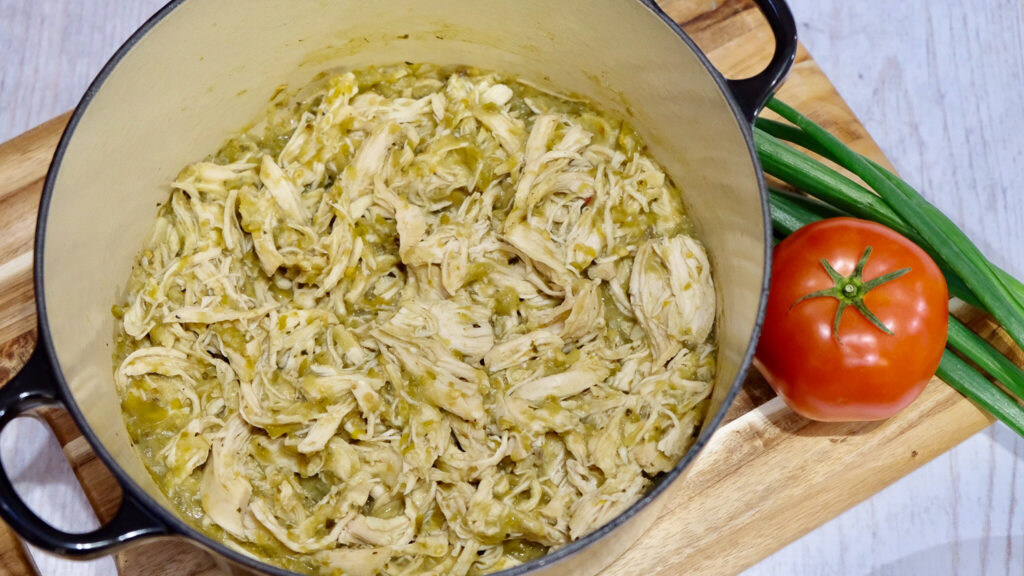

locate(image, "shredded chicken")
[[114, 64, 717, 576]]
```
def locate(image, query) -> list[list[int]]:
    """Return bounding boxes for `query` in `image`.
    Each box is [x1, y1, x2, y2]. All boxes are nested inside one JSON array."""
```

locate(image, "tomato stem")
[[792, 246, 910, 339]]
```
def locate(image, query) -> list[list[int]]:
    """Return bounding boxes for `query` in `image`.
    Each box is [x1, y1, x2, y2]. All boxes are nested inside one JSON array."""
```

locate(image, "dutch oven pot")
[[0, 0, 796, 574]]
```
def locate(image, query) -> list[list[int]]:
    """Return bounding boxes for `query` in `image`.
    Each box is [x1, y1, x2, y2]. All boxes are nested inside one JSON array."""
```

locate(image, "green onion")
[[765, 98, 1024, 354], [947, 316, 1024, 400], [758, 115, 1024, 309], [755, 128, 905, 230], [870, 163, 1024, 311], [938, 351, 1024, 437], [758, 126, 1024, 313], [767, 188, 980, 309], [757, 98, 1024, 435], [767, 189, 835, 236], [757, 117, 834, 160]]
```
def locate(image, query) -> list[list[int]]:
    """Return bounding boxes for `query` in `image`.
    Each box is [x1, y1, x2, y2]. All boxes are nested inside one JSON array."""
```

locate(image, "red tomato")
[[754, 217, 948, 421]]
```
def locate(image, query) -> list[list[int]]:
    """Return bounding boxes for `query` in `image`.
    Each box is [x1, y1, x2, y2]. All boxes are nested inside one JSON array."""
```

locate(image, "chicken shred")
[[114, 64, 717, 576]]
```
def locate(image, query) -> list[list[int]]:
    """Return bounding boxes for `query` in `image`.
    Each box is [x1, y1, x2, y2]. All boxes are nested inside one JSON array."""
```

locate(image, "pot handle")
[[724, 0, 798, 122], [0, 346, 170, 558]]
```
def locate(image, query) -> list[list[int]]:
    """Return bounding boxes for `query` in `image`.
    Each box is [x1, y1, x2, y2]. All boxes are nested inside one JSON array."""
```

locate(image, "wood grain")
[[0, 1, 1019, 575], [751, 2, 1024, 574]]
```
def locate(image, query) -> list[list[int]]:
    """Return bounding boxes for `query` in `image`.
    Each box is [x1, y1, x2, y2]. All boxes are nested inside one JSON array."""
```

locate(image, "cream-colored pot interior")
[[42, 0, 766, 573]]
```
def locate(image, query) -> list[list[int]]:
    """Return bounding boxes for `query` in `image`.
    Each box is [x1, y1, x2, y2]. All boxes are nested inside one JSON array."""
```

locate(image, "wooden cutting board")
[[0, 0, 1014, 574]]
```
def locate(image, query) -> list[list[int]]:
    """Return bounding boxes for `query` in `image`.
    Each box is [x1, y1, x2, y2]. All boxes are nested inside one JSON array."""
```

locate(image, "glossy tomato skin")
[[754, 218, 948, 422]]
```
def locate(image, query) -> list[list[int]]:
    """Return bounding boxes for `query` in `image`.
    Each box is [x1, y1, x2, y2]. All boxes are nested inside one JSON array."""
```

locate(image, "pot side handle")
[[724, 0, 798, 122], [0, 346, 169, 558]]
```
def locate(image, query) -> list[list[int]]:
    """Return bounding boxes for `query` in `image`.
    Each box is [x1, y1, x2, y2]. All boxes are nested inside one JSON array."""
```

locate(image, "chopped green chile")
[[113, 64, 718, 575]]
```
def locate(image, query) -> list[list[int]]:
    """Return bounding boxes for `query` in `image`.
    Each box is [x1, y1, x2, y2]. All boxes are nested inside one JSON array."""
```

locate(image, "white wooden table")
[[1, 1, 1022, 575]]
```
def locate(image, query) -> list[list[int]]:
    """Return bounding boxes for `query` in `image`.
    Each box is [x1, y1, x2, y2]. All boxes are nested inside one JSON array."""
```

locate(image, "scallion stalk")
[[764, 98, 1024, 353], [767, 188, 980, 308], [870, 163, 1024, 311], [938, 351, 1024, 437], [756, 117, 833, 159], [947, 317, 1024, 400], [754, 128, 904, 230], [756, 102, 1024, 435], [757, 115, 1024, 310]]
